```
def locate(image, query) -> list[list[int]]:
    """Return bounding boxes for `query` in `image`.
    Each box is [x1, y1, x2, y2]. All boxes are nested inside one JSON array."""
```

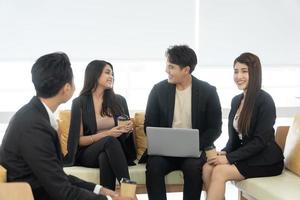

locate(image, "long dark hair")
[[234, 52, 262, 135], [80, 60, 123, 117]]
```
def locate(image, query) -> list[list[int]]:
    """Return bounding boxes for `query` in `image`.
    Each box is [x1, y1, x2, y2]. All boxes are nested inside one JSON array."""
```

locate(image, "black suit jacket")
[[144, 76, 222, 150], [223, 90, 284, 166], [65, 93, 136, 165], [0, 97, 107, 200]]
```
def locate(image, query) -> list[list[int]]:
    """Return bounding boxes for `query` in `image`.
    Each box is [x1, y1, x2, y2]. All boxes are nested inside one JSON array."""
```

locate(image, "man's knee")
[[146, 156, 168, 176], [181, 158, 202, 176]]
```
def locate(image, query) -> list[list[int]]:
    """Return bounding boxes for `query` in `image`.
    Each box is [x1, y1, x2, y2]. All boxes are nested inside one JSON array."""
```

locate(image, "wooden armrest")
[[0, 182, 34, 200], [0, 165, 7, 183], [275, 126, 290, 151]]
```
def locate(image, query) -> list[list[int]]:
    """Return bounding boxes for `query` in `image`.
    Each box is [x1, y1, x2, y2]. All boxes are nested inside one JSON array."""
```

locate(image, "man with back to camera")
[[144, 45, 222, 200], [0, 52, 133, 200]]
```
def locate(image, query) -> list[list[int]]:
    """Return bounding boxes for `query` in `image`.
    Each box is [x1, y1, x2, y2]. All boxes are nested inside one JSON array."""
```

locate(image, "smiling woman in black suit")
[[202, 52, 284, 200], [67, 60, 136, 191]]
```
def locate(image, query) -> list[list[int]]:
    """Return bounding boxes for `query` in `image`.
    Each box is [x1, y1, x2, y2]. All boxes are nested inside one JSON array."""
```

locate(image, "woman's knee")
[[103, 136, 121, 148], [211, 165, 228, 182], [203, 163, 213, 173], [202, 163, 214, 177], [98, 151, 108, 162], [104, 135, 118, 143]]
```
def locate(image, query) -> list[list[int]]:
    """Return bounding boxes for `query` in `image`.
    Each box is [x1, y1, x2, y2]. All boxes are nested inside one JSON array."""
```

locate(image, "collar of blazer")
[[30, 96, 51, 122]]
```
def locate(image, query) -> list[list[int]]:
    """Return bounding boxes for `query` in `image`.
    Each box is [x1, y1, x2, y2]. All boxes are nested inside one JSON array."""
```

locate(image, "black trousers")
[[76, 136, 130, 190], [32, 175, 101, 200], [146, 153, 206, 200]]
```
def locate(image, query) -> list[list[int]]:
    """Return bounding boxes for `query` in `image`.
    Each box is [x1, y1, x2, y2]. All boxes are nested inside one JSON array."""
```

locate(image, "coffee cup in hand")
[[205, 145, 217, 160], [120, 178, 137, 198], [117, 115, 130, 127]]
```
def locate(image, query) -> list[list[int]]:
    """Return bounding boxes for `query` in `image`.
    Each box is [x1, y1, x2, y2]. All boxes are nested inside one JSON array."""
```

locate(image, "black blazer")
[[223, 90, 284, 166], [144, 76, 222, 150], [65, 93, 136, 165], [0, 97, 107, 200]]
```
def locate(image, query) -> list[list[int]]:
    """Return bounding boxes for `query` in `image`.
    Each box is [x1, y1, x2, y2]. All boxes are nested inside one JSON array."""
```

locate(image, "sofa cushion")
[[57, 110, 71, 156], [134, 112, 147, 160], [64, 163, 183, 185], [64, 166, 99, 184], [283, 114, 300, 176], [235, 169, 300, 200]]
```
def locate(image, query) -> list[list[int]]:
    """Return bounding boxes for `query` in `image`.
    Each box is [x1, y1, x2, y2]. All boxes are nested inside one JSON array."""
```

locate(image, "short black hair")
[[165, 45, 197, 73], [31, 52, 73, 98]]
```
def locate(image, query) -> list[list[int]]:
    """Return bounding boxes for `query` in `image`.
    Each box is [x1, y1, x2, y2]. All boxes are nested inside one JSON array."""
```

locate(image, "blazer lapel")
[[230, 94, 244, 123], [191, 77, 199, 129], [168, 84, 176, 127], [31, 96, 63, 160], [88, 94, 98, 133], [81, 94, 98, 134]]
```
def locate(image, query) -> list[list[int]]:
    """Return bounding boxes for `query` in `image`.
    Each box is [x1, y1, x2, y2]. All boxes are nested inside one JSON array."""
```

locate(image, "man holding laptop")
[[144, 45, 222, 200]]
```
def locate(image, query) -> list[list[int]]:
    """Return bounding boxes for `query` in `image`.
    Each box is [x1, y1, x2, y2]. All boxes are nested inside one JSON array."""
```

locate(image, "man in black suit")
[[0, 52, 132, 200], [144, 45, 222, 200]]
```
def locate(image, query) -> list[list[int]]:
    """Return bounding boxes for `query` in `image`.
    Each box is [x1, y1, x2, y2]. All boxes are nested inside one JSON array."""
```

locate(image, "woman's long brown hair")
[[234, 52, 262, 135], [80, 60, 123, 117]]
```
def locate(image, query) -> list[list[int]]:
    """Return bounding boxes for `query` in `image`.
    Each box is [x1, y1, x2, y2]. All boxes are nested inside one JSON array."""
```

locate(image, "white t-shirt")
[[172, 85, 192, 128]]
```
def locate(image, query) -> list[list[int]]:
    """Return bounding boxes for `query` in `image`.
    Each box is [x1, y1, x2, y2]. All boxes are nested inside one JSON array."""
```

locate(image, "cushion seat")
[[235, 169, 300, 200], [64, 162, 184, 185]]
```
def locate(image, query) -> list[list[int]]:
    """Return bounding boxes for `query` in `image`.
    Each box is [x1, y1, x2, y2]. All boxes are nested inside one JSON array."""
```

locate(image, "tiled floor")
[[137, 182, 238, 200]]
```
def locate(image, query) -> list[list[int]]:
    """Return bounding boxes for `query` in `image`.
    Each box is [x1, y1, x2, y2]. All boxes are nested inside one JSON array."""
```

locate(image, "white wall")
[[198, 0, 300, 66], [0, 0, 196, 61], [1, 0, 300, 64]]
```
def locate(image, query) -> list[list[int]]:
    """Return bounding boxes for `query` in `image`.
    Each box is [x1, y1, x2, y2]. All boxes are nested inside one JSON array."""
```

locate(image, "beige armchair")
[[0, 165, 34, 200]]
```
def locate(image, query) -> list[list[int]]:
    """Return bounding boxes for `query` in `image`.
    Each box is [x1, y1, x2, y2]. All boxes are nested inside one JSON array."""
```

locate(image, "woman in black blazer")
[[202, 53, 284, 200], [68, 60, 136, 190]]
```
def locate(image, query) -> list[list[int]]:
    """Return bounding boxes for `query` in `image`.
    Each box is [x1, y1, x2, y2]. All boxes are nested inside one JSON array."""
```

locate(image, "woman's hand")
[[124, 120, 134, 133], [108, 126, 125, 138], [207, 155, 229, 166], [102, 121, 134, 138], [117, 121, 134, 133]]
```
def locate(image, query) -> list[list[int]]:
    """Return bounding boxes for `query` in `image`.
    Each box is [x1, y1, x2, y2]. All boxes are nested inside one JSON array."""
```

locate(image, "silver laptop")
[[146, 127, 201, 158]]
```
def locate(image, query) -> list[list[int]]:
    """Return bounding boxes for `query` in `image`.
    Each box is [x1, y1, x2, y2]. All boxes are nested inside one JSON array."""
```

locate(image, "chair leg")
[[238, 190, 247, 200]]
